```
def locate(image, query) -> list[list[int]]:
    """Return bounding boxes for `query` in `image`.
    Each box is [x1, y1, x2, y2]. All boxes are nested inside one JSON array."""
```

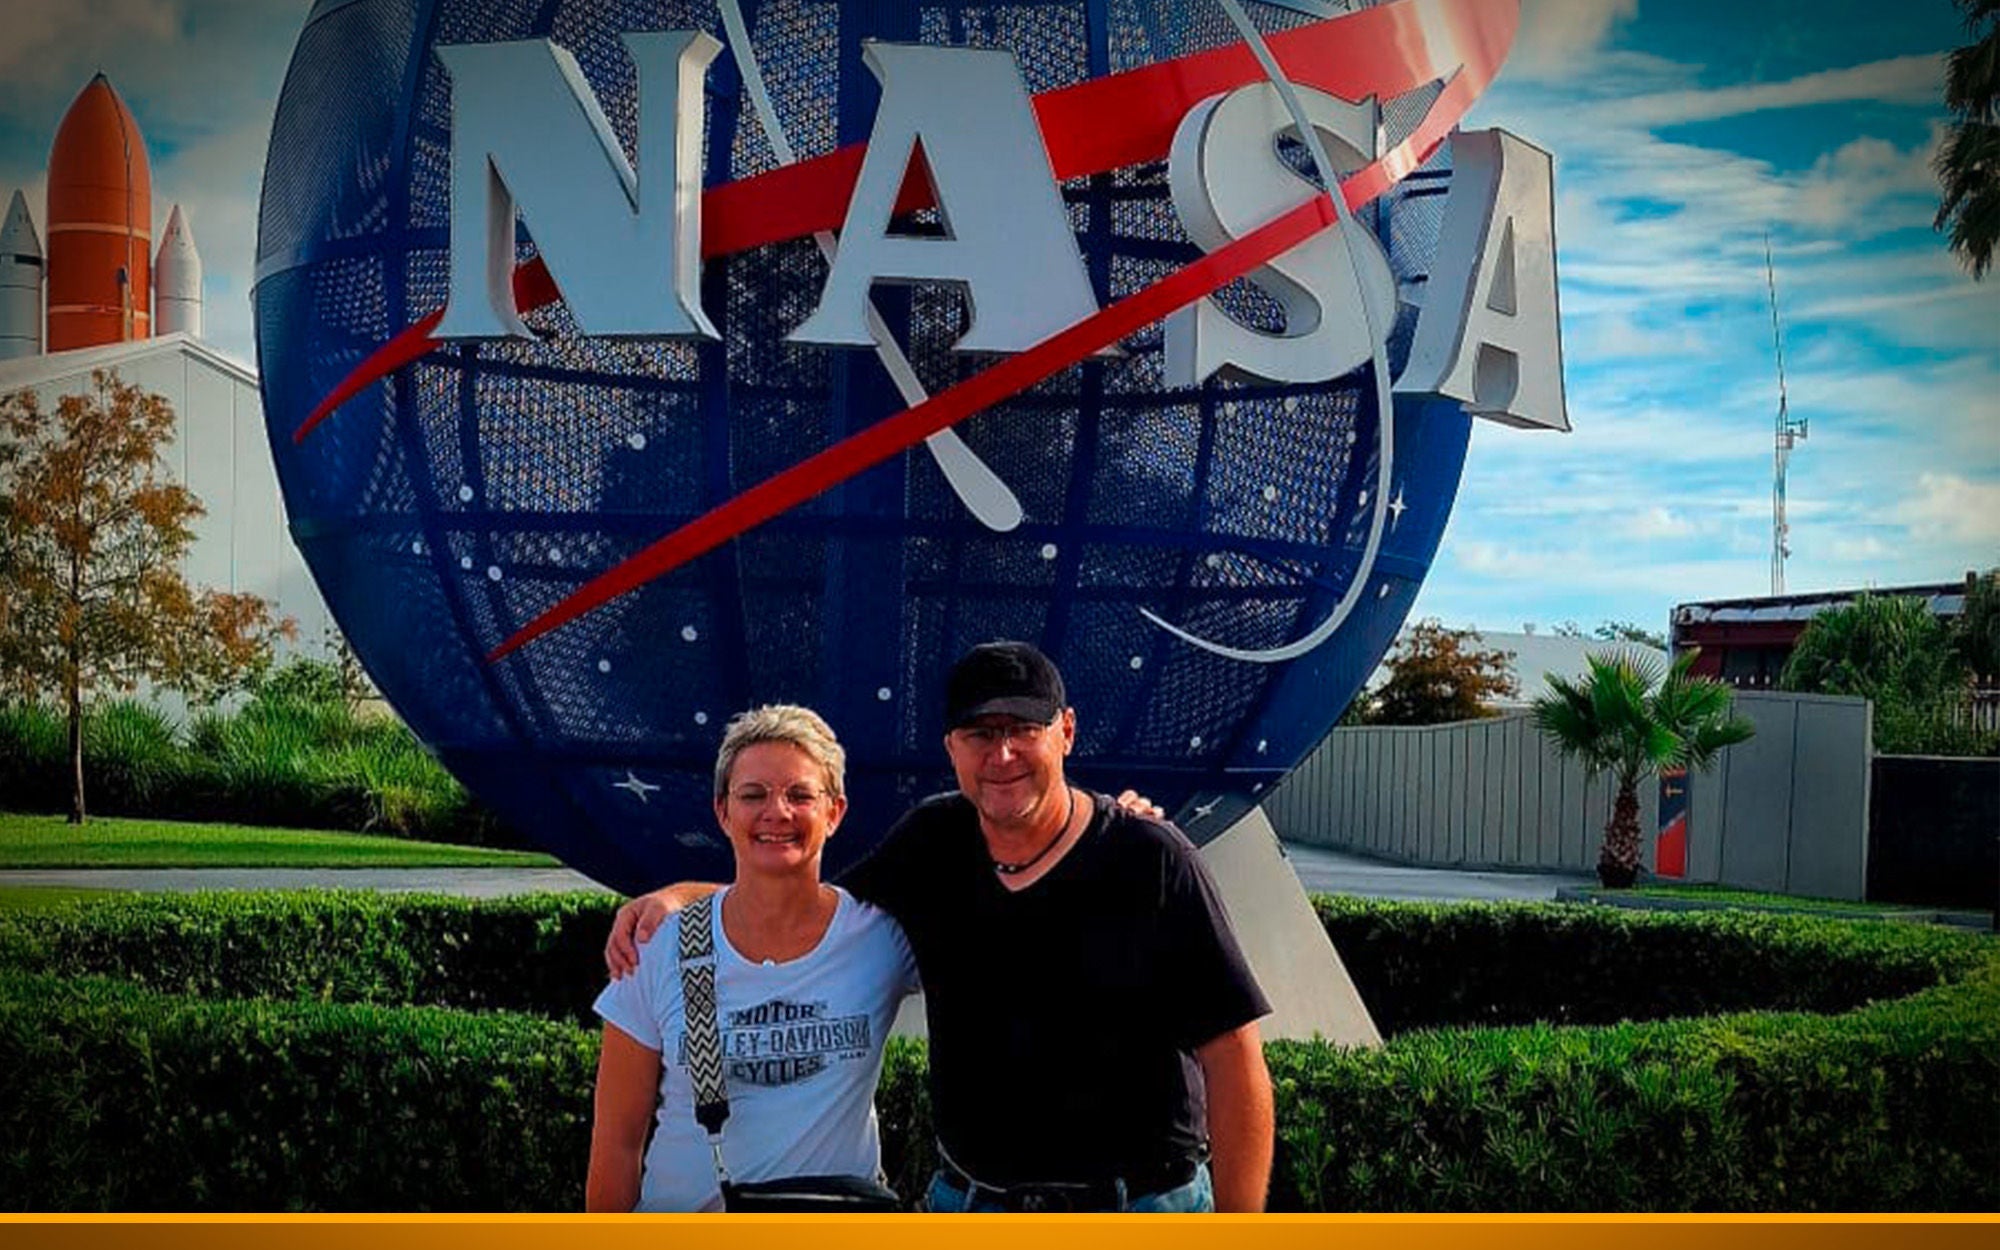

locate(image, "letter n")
[[434, 32, 720, 340]]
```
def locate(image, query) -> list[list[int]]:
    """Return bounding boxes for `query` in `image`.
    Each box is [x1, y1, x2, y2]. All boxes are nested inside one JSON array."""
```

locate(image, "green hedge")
[[2, 893, 1996, 1211], [1312, 895, 1988, 1034], [0, 970, 597, 1210], [0, 890, 621, 1025]]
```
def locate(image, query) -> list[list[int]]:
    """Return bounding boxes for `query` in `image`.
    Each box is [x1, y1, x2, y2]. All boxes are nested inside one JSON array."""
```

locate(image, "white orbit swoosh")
[[1136, 0, 1398, 664], [717, 0, 1023, 533]]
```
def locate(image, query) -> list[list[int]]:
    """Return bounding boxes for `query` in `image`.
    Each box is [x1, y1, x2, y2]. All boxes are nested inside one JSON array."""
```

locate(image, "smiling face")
[[714, 741, 847, 881], [943, 707, 1075, 834]]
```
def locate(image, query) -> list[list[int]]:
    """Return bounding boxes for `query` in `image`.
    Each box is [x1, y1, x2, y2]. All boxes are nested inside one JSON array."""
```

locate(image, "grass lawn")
[[0, 812, 562, 869], [1625, 883, 1934, 914]]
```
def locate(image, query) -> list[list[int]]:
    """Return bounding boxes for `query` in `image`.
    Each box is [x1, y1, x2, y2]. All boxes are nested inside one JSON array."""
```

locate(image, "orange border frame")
[[5, 1214, 1999, 1250]]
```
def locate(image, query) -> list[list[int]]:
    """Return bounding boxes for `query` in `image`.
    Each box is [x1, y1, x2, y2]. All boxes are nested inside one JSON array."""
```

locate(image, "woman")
[[586, 705, 919, 1212]]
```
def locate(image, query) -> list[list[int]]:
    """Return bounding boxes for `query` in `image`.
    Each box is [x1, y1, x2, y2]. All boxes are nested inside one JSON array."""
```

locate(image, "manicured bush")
[[2, 894, 1996, 1211], [0, 891, 620, 1025], [0, 970, 597, 1211], [1313, 895, 1987, 1034]]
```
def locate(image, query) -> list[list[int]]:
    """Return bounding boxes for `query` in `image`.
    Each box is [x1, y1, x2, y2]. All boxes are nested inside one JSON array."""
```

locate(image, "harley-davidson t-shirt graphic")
[[684, 996, 875, 1086], [594, 888, 920, 1211]]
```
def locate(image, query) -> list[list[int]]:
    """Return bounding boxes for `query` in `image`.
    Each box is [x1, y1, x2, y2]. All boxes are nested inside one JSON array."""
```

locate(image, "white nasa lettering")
[[786, 43, 1101, 355], [1397, 128, 1568, 431], [434, 32, 720, 342], [430, 35, 1569, 438], [1163, 83, 1396, 388]]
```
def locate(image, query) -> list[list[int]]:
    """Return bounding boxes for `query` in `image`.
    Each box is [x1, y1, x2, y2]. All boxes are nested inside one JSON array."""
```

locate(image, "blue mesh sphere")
[[253, 0, 1473, 894]]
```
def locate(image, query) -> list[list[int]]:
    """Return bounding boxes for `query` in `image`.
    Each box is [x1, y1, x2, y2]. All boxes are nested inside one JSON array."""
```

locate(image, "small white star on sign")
[[1387, 486, 1408, 527], [614, 771, 661, 803], [1192, 797, 1220, 819]]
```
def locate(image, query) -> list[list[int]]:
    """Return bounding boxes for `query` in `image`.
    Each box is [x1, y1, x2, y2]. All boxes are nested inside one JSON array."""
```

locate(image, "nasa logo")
[[255, 0, 1566, 892]]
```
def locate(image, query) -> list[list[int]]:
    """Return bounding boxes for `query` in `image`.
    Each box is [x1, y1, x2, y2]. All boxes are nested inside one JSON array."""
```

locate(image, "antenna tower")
[[1766, 234, 1807, 594]]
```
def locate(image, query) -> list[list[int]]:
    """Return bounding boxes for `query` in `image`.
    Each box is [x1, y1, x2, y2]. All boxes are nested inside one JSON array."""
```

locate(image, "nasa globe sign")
[[253, 0, 1566, 894]]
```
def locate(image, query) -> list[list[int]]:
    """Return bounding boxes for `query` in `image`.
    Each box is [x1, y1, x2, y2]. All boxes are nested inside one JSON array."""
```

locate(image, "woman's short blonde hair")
[[713, 704, 846, 801]]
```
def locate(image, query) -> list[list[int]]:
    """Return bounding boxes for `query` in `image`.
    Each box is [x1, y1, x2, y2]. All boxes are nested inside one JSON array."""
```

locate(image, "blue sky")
[[0, 0, 1993, 641]]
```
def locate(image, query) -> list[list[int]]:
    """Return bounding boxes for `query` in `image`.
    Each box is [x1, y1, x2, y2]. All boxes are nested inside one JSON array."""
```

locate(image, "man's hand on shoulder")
[[604, 882, 721, 979], [1113, 789, 1165, 821]]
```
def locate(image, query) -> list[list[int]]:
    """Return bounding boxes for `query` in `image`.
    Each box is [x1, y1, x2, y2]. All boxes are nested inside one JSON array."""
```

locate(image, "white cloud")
[[1894, 473, 2000, 546], [0, 1, 181, 98], [1625, 506, 1698, 539], [1596, 53, 1944, 128], [1508, 0, 1640, 81], [1794, 132, 1941, 231]]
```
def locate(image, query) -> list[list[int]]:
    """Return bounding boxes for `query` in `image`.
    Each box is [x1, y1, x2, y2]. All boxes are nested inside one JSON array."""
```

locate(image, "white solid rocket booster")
[[0, 189, 44, 361], [152, 202, 202, 338]]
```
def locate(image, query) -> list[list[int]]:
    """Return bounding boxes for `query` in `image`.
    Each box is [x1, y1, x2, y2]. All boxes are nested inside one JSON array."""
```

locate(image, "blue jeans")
[[924, 1162, 1214, 1212]]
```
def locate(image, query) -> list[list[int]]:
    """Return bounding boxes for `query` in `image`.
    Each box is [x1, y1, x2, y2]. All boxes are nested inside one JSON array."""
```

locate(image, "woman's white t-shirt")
[[593, 886, 920, 1212]]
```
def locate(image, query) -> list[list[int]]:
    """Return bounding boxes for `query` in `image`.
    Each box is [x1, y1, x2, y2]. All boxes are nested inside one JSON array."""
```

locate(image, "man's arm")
[[604, 883, 721, 979], [1195, 1020, 1274, 1213], [585, 1023, 663, 1211]]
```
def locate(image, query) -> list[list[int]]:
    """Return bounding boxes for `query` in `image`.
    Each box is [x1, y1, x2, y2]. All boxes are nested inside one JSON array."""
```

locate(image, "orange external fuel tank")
[[45, 73, 152, 352]]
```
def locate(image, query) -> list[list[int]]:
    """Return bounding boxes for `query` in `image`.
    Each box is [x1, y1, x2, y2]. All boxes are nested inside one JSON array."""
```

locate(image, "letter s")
[[1163, 83, 1395, 388]]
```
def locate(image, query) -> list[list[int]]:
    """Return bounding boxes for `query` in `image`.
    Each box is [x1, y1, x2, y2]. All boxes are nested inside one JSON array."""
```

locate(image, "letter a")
[[789, 43, 1099, 354], [435, 32, 720, 341], [1397, 129, 1569, 431]]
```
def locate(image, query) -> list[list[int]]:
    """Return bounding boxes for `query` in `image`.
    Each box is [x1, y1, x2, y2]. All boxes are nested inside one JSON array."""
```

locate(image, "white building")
[[0, 333, 334, 697], [1367, 627, 1669, 713]]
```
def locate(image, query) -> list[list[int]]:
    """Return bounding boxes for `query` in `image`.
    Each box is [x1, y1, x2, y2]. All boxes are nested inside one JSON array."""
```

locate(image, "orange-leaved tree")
[[1359, 618, 1519, 725], [0, 370, 294, 822]]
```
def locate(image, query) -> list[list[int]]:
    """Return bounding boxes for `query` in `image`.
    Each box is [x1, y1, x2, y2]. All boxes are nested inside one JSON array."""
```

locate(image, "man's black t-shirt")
[[841, 791, 1269, 1185]]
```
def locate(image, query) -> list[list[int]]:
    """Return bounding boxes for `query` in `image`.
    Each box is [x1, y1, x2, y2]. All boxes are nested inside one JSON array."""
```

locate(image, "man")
[[608, 640, 1274, 1212]]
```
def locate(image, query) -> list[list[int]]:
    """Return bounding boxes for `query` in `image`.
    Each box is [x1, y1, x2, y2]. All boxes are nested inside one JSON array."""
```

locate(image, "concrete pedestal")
[[1199, 805, 1380, 1046]]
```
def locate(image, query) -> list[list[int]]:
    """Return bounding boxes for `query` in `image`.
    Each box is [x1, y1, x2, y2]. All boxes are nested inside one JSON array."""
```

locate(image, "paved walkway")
[[0, 844, 1587, 904], [1280, 842, 1590, 903]]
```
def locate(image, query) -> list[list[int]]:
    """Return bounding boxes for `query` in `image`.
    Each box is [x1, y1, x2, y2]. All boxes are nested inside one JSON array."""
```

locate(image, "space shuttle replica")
[[0, 73, 204, 362]]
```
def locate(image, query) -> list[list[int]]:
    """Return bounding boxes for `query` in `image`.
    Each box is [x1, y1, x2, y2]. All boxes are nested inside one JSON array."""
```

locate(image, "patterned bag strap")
[[677, 894, 732, 1156]]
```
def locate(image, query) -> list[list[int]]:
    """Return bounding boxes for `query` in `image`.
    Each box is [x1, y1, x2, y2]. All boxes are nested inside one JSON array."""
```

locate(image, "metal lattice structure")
[[254, 0, 1474, 893]]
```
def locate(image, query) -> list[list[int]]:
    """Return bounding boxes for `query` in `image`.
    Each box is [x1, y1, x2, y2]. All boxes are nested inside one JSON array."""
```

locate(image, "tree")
[[1552, 619, 1667, 649], [1935, 0, 2000, 278], [1360, 619, 1518, 725], [1533, 649, 1754, 889], [1956, 568, 2000, 680], [1780, 592, 1986, 754], [0, 371, 293, 823]]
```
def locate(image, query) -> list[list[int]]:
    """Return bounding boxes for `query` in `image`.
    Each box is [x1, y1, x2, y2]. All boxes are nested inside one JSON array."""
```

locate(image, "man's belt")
[[936, 1145, 1199, 1213]]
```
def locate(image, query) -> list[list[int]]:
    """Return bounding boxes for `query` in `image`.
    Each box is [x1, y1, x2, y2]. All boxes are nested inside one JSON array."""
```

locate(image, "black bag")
[[679, 895, 902, 1213], [721, 1174, 902, 1213]]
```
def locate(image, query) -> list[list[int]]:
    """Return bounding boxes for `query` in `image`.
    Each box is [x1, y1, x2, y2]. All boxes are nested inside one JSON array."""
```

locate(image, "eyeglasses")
[[950, 722, 1051, 751], [727, 784, 831, 809]]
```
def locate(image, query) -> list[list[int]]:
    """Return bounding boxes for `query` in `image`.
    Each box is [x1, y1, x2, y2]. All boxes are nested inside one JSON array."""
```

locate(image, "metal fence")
[[1263, 691, 1874, 898]]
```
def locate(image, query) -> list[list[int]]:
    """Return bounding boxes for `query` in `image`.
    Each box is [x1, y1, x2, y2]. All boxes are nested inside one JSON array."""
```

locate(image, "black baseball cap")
[[944, 641, 1067, 729]]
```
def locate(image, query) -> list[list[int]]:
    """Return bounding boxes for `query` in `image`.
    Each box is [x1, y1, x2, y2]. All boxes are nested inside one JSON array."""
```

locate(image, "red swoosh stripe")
[[292, 0, 1516, 444], [487, 193, 1342, 661]]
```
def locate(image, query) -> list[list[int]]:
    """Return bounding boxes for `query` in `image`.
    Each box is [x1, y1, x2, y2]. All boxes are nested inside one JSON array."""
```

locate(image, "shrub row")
[[5, 890, 1979, 1035], [0, 696, 519, 847], [1312, 894, 1989, 1035], [0, 890, 621, 1026], [2, 894, 1996, 1210], [0, 969, 598, 1210]]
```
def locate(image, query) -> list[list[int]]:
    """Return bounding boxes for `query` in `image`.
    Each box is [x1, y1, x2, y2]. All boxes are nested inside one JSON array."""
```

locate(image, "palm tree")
[[1935, 0, 2000, 278], [1532, 650, 1755, 888]]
